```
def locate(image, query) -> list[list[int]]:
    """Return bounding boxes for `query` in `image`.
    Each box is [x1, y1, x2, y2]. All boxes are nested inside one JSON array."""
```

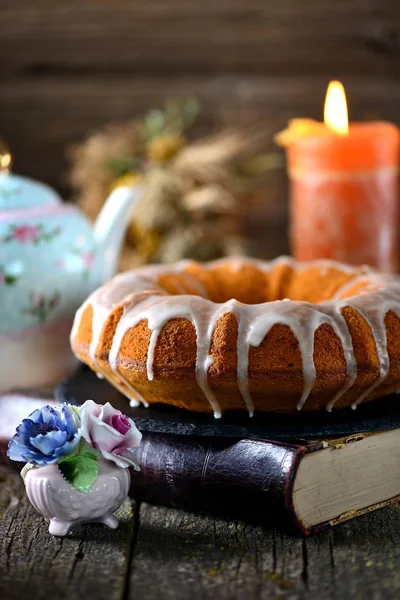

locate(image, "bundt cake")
[[70, 257, 400, 418]]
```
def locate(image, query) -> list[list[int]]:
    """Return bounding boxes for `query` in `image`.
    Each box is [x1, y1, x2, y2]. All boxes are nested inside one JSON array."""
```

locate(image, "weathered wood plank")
[[305, 506, 400, 599], [1, 465, 400, 599], [0, 466, 136, 600], [0, 0, 399, 76], [1, 74, 399, 192], [129, 502, 400, 600], [0, 0, 399, 194]]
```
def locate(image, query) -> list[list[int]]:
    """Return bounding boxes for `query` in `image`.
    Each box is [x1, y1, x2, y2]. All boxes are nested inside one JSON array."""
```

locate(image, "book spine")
[[130, 433, 310, 533]]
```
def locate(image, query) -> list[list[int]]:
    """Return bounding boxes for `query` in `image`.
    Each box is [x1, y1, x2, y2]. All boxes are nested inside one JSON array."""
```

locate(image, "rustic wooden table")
[[0, 461, 399, 600]]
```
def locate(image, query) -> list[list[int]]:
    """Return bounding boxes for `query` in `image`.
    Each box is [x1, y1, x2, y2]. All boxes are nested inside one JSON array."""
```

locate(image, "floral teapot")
[[0, 154, 141, 391]]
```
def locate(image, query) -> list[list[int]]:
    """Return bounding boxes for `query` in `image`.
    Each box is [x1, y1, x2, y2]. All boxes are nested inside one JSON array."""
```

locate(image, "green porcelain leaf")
[[58, 452, 99, 492]]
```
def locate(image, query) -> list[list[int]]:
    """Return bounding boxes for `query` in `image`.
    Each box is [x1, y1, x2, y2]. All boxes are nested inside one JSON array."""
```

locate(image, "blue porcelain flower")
[[7, 404, 81, 465]]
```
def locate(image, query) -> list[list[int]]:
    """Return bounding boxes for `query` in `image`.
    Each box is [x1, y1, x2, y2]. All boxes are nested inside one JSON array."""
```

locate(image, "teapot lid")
[[0, 172, 62, 211]]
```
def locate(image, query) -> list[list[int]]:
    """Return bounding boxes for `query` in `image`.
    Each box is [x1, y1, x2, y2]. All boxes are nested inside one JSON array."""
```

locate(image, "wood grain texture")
[[0, 466, 137, 600], [0, 0, 399, 76], [130, 502, 400, 600], [1, 74, 399, 194], [0, 0, 399, 193], [1, 463, 400, 599]]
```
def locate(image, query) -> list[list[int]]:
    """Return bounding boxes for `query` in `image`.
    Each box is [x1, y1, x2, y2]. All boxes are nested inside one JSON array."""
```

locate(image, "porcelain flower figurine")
[[79, 400, 142, 469], [7, 401, 142, 537], [8, 404, 81, 465]]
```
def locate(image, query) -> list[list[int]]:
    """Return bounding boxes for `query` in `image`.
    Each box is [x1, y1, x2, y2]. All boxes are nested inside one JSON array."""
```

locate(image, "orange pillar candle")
[[277, 82, 400, 272]]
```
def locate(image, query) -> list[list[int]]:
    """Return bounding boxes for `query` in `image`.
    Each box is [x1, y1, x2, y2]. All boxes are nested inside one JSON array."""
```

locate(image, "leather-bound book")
[[130, 430, 400, 535], [2, 381, 400, 535]]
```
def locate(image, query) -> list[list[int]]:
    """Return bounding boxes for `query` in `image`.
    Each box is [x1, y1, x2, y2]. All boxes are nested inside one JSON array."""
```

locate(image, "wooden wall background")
[[0, 0, 399, 255]]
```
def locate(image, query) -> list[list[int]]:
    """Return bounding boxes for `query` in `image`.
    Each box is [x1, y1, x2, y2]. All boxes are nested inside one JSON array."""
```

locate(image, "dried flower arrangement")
[[68, 99, 280, 268]]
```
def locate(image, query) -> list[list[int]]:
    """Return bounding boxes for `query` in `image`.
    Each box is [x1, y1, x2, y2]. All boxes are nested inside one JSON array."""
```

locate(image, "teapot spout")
[[94, 185, 142, 282]]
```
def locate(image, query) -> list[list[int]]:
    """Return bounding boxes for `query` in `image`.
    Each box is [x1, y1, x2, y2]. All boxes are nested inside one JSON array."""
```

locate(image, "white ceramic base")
[[0, 320, 78, 391], [49, 512, 119, 536], [24, 460, 131, 537]]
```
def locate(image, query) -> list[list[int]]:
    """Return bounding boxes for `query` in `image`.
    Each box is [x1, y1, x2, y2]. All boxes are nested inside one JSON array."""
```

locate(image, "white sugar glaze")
[[70, 257, 400, 417]]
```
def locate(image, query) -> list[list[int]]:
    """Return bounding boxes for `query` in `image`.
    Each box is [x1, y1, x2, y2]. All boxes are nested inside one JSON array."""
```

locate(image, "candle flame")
[[324, 81, 349, 135]]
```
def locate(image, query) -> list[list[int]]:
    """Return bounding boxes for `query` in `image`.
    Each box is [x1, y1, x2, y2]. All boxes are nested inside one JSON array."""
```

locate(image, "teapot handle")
[[94, 185, 143, 281]]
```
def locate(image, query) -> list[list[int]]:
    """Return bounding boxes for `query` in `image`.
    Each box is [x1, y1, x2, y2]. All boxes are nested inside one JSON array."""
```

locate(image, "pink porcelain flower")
[[82, 252, 94, 269], [79, 400, 142, 469], [13, 225, 40, 243]]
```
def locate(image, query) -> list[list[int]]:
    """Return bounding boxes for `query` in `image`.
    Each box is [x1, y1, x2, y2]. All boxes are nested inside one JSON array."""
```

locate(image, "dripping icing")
[[70, 257, 400, 416]]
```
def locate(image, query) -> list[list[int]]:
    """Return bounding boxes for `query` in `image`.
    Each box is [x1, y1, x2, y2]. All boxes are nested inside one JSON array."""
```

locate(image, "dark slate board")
[[55, 367, 400, 439]]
